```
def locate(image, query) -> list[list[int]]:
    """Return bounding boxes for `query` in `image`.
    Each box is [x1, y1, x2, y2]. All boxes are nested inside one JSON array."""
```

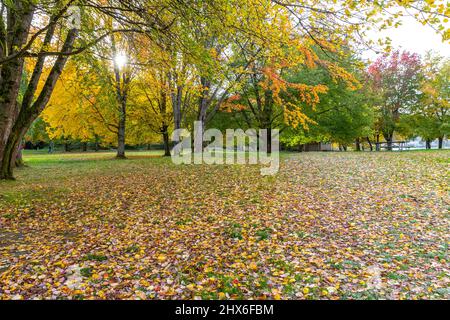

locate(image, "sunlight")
[[114, 52, 128, 69]]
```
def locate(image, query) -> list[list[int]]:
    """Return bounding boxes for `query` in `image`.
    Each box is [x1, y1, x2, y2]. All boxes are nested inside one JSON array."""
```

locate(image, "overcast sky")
[[363, 15, 450, 61]]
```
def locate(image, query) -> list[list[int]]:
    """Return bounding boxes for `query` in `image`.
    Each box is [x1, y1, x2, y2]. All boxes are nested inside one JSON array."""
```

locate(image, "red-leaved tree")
[[367, 50, 422, 150]]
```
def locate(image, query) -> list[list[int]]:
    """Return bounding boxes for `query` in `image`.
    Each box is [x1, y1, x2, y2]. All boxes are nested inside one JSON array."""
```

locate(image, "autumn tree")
[[416, 53, 449, 148], [130, 66, 173, 156], [0, 0, 183, 178], [288, 53, 374, 151], [0, 1, 80, 179], [2, 0, 448, 178], [41, 60, 115, 148], [367, 51, 422, 150]]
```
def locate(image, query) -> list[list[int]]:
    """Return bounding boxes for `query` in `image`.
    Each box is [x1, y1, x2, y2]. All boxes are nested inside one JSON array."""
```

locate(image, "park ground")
[[0, 150, 448, 300]]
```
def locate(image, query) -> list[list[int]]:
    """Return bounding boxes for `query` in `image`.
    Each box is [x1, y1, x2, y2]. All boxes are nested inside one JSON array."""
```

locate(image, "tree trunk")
[[366, 137, 373, 152], [438, 136, 444, 149], [162, 128, 171, 157], [64, 142, 70, 152], [48, 141, 54, 154], [355, 138, 361, 151], [82, 142, 87, 152], [376, 134, 380, 151], [266, 128, 272, 154], [0, 4, 35, 178], [0, 26, 78, 179], [0, 131, 20, 179], [93, 135, 99, 152], [0, 120, 30, 179], [426, 139, 431, 150], [15, 142, 24, 167], [111, 33, 129, 160], [173, 85, 182, 130], [383, 132, 393, 151], [169, 71, 183, 131], [116, 112, 126, 159]]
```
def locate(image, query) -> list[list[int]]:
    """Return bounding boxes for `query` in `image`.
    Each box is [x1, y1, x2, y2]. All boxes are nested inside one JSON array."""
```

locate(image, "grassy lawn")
[[0, 150, 449, 300]]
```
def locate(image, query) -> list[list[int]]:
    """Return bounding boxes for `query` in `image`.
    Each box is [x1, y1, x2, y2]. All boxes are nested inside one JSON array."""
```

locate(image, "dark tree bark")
[[438, 136, 444, 149], [0, 2, 35, 179], [111, 35, 130, 160], [266, 128, 272, 154], [15, 142, 24, 167], [426, 139, 432, 150], [0, 27, 78, 179], [162, 128, 171, 157], [82, 142, 87, 152], [170, 72, 183, 131], [383, 132, 393, 151], [48, 141, 54, 153], [94, 135, 99, 152], [116, 101, 126, 159], [355, 138, 361, 151], [366, 137, 373, 152]]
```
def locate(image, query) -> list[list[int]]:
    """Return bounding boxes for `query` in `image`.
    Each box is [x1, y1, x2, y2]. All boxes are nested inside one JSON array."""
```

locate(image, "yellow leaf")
[[157, 254, 167, 262]]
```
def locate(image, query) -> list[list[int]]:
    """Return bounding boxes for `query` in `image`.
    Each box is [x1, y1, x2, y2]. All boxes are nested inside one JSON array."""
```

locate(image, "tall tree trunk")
[[0, 129, 20, 179], [94, 135, 99, 152], [438, 136, 444, 149], [383, 132, 393, 151], [0, 4, 35, 178], [162, 127, 171, 157], [15, 141, 24, 167], [195, 77, 210, 153], [426, 139, 431, 150], [116, 107, 126, 159], [172, 85, 182, 130], [111, 34, 129, 160], [198, 77, 209, 124], [266, 128, 272, 154], [169, 67, 183, 131], [366, 137, 373, 152], [48, 141, 54, 153], [0, 26, 78, 179], [355, 138, 361, 151]]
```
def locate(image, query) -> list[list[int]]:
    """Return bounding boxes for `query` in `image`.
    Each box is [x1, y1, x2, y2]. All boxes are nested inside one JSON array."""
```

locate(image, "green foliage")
[[25, 117, 50, 144], [280, 51, 374, 146]]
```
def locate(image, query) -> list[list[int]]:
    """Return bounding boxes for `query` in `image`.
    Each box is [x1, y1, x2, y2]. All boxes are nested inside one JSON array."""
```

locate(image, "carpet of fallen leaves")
[[0, 151, 449, 300]]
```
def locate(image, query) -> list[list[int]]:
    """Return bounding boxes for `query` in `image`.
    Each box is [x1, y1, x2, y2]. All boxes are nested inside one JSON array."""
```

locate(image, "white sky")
[[363, 15, 450, 62]]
